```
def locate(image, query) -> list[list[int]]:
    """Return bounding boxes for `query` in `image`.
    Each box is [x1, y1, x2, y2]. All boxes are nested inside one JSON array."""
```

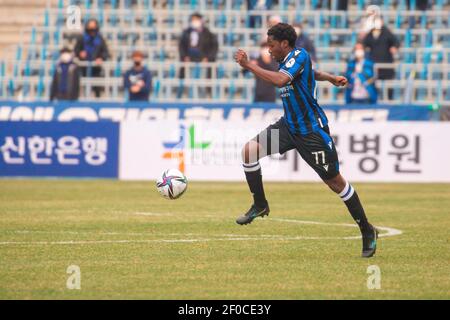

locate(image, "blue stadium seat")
[[167, 0, 175, 9], [84, 0, 92, 10], [232, 0, 244, 10], [217, 65, 225, 79], [144, 11, 154, 27], [212, 0, 220, 9], [153, 79, 160, 99], [395, 11, 403, 29], [8, 79, 15, 98], [404, 29, 412, 48], [114, 61, 122, 78], [37, 76, 45, 98], [228, 81, 236, 101], [0, 60, 5, 97], [169, 64, 176, 78], [425, 29, 433, 48], [193, 63, 201, 79]]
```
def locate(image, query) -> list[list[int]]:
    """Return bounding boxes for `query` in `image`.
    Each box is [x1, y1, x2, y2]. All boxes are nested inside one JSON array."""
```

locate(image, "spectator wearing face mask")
[[50, 48, 80, 102], [246, 42, 278, 103], [358, 5, 381, 41], [267, 15, 282, 28], [247, 0, 275, 28], [363, 18, 399, 100], [123, 51, 152, 101], [345, 43, 377, 104], [294, 23, 317, 63], [74, 19, 110, 98], [178, 13, 218, 79], [178, 13, 218, 98]]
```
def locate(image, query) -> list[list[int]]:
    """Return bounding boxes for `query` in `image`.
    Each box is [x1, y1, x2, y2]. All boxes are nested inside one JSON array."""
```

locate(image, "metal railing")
[[1, 75, 448, 106]]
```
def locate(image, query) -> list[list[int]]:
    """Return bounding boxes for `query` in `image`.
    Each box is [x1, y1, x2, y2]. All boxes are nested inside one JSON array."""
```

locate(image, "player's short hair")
[[267, 23, 297, 48]]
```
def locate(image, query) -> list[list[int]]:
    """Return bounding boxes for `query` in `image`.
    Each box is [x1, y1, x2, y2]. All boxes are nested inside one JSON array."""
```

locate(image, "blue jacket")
[[123, 67, 152, 101], [345, 58, 378, 104]]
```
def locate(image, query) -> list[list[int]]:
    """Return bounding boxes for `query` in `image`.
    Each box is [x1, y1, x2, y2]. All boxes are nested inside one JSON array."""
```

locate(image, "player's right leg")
[[236, 138, 271, 225], [236, 118, 293, 225]]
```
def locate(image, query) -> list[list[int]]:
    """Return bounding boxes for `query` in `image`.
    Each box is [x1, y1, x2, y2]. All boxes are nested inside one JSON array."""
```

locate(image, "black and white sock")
[[243, 162, 268, 208], [339, 182, 370, 233]]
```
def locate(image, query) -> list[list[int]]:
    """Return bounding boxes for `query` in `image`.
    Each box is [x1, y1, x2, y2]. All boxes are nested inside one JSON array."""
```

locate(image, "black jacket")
[[74, 32, 110, 61], [179, 27, 218, 62], [50, 62, 80, 101]]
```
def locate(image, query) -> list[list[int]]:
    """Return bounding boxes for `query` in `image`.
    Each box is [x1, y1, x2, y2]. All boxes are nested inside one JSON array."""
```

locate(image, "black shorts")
[[252, 117, 340, 180]]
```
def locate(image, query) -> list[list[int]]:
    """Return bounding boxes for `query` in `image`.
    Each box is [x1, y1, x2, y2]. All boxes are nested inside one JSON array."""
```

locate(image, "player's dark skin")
[[235, 36, 349, 194]]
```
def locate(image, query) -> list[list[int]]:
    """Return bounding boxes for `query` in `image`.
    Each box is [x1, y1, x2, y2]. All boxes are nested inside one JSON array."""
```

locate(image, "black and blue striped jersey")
[[278, 48, 329, 135]]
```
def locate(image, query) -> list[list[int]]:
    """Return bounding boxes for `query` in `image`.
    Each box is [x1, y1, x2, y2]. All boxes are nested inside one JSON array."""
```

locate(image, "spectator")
[[328, 0, 348, 10], [123, 51, 152, 101], [345, 43, 377, 104], [178, 12, 218, 78], [74, 19, 109, 98], [294, 23, 317, 63], [363, 18, 399, 100], [178, 13, 218, 98], [248, 42, 278, 103], [407, 0, 429, 10], [267, 15, 282, 28], [247, 0, 276, 28], [50, 48, 80, 102], [406, 0, 429, 28], [358, 5, 382, 41], [260, 15, 283, 44]]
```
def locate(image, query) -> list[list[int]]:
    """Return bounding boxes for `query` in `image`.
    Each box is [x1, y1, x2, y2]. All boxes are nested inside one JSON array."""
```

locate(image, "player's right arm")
[[234, 49, 290, 88]]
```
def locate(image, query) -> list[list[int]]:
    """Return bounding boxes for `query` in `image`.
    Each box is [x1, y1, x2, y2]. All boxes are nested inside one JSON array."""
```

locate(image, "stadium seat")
[[1, 1, 449, 106]]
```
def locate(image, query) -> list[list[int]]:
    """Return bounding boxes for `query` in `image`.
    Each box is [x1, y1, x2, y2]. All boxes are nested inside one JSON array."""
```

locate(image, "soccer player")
[[234, 23, 379, 258]]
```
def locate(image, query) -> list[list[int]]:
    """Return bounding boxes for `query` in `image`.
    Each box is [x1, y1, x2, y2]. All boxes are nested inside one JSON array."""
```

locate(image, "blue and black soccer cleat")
[[236, 204, 270, 225], [362, 224, 379, 258]]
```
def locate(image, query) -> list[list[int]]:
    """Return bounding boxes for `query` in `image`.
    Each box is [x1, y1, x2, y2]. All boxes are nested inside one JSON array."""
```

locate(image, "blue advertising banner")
[[0, 122, 119, 178], [0, 100, 433, 122]]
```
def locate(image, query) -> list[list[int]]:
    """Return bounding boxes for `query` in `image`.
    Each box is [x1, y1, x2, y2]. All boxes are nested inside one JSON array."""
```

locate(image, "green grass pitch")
[[0, 180, 449, 299]]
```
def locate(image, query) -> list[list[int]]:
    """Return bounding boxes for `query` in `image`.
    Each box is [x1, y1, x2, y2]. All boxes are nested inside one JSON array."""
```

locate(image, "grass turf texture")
[[0, 180, 449, 299]]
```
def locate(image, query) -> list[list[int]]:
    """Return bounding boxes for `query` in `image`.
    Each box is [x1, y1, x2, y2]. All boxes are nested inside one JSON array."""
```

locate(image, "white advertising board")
[[119, 121, 450, 182]]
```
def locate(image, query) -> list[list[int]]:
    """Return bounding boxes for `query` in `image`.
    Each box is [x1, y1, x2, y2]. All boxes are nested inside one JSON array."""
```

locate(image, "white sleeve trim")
[[279, 69, 294, 80]]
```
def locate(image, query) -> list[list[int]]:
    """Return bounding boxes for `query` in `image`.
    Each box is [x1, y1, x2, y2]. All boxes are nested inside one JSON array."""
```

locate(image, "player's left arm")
[[234, 49, 290, 87], [314, 70, 348, 87]]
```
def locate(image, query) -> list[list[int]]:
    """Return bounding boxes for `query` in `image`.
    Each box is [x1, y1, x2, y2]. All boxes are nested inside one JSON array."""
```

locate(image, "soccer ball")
[[156, 169, 188, 200]]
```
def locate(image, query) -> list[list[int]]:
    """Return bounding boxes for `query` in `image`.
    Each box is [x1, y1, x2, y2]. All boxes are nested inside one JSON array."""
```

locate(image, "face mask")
[[374, 19, 382, 30], [87, 28, 98, 36], [190, 20, 202, 30], [355, 49, 365, 59], [260, 48, 270, 57], [60, 53, 72, 63], [133, 60, 142, 67]]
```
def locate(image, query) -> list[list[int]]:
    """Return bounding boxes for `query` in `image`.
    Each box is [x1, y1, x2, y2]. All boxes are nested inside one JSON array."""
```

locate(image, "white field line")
[[267, 218, 403, 239], [133, 212, 174, 216], [0, 216, 402, 246]]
